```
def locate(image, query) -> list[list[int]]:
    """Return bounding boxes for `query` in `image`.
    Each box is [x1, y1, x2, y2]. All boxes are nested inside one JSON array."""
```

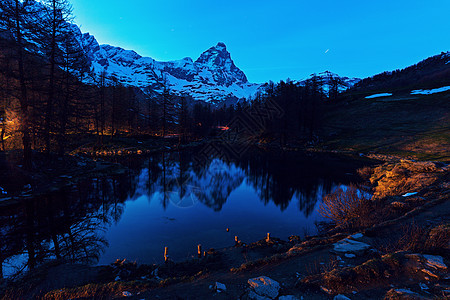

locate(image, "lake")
[[0, 148, 369, 277]]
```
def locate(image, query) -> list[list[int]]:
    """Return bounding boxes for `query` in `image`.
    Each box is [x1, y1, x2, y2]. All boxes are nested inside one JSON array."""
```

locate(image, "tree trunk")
[[15, 0, 32, 169]]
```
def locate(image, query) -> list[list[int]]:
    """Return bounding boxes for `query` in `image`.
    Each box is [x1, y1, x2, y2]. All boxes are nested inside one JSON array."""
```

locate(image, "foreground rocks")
[[1, 157, 448, 299], [368, 159, 448, 199], [247, 276, 280, 299]]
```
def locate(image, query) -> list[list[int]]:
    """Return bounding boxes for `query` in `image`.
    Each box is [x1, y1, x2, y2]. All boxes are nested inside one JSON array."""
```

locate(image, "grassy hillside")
[[321, 91, 450, 162]]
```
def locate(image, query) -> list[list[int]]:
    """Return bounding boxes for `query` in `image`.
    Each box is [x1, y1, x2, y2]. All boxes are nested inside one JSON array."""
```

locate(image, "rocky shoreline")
[[0, 147, 449, 299]]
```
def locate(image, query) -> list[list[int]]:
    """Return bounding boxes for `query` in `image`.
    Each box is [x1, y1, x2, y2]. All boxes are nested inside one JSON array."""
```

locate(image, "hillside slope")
[[321, 91, 450, 162]]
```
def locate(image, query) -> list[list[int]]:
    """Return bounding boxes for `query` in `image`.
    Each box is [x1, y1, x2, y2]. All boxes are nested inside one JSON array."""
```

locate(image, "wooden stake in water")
[[197, 244, 202, 258], [164, 247, 169, 262], [266, 232, 270, 242]]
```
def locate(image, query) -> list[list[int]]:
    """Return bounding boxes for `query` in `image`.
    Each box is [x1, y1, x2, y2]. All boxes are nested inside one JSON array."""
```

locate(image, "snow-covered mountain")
[[3, 0, 362, 104], [299, 71, 361, 93], [76, 24, 261, 103]]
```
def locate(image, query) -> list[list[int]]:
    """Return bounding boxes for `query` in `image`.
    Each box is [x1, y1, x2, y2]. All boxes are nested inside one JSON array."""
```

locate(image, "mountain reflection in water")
[[0, 149, 368, 277]]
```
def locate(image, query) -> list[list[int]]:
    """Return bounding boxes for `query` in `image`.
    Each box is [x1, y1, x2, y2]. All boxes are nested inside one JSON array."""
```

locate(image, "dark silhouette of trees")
[[38, 0, 74, 153], [0, 0, 39, 169]]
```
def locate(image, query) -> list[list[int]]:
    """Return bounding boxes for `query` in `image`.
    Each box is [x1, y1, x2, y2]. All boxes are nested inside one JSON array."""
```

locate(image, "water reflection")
[[0, 176, 133, 278], [1, 149, 367, 276]]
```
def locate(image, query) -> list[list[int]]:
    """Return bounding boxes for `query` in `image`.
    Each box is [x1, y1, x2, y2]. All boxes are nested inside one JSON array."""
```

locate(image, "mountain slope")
[[350, 51, 450, 94], [76, 24, 262, 103]]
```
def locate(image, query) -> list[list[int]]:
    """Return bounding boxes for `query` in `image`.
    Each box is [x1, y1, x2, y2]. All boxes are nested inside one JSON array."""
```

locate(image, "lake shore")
[[0, 143, 448, 299]]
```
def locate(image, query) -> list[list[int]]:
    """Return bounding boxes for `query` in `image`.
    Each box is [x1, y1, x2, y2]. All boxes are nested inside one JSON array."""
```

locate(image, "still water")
[[0, 149, 368, 277]]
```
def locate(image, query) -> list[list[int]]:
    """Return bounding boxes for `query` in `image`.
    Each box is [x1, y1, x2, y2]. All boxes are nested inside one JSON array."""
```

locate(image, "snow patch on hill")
[[411, 86, 450, 95], [365, 93, 393, 99]]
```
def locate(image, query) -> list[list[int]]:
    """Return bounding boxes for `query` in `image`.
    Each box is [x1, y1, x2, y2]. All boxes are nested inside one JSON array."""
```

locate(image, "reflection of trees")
[[126, 149, 363, 216], [56, 212, 108, 264], [188, 148, 361, 215], [132, 149, 358, 215], [140, 153, 245, 211], [0, 174, 133, 278], [237, 150, 350, 215]]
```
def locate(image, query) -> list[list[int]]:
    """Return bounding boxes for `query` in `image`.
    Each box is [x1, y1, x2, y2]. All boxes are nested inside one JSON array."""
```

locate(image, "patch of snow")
[[0, 186, 7, 195], [402, 192, 418, 197], [365, 93, 393, 99], [411, 86, 450, 95]]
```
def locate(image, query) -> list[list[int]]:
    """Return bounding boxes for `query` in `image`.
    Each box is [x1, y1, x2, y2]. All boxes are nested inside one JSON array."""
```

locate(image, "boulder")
[[422, 254, 447, 270], [247, 290, 272, 300], [214, 282, 226, 293], [333, 238, 371, 253], [248, 276, 280, 299], [334, 295, 351, 300], [279, 296, 299, 300]]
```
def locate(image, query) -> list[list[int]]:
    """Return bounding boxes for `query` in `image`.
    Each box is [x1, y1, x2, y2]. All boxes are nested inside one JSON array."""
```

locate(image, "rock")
[[248, 276, 280, 299], [384, 288, 426, 300], [334, 295, 351, 300], [333, 238, 371, 253], [214, 282, 226, 293], [122, 291, 132, 297], [320, 286, 333, 294], [345, 253, 356, 258], [423, 254, 447, 270], [248, 290, 272, 300], [421, 268, 439, 279], [279, 296, 299, 300], [350, 233, 363, 239]]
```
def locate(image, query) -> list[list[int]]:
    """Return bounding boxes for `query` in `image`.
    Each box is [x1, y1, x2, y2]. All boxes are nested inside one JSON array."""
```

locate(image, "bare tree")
[[0, 0, 39, 169], [39, 0, 73, 153]]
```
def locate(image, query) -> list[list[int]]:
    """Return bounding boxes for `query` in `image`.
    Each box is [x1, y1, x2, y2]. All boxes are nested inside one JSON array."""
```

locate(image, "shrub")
[[318, 184, 378, 229], [374, 223, 449, 255], [357, 166, 373, 180]]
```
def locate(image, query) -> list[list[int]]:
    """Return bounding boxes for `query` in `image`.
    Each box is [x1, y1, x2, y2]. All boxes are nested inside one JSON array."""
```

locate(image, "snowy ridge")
[[77, 31, 262, 102], [411, 86, 450, 95], [298, 71, 360, 94], [5, 0, 363, 104]]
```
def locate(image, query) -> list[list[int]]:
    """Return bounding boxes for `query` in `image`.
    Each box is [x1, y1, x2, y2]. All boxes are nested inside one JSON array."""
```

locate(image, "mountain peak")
[[195, 42, 231, 66], [215, 42, 227, 51], [194, 42, 248, 85]]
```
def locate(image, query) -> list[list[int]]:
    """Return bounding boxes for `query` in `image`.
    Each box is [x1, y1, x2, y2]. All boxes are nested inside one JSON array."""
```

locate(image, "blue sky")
[[70, 0, 450, 83]]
